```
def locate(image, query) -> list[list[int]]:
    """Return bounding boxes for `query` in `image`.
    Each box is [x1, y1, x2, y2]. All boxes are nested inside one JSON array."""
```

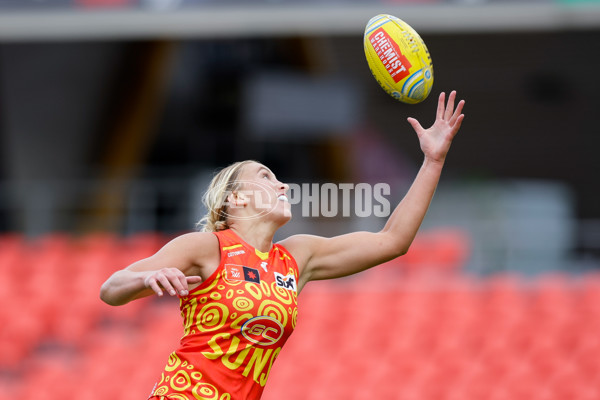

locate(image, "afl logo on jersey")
[[241, 316, 284, 346]]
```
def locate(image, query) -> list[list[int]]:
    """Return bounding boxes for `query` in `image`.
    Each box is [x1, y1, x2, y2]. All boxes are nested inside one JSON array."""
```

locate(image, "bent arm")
[[99, 232, 219, 306], [99, 268, 155, 306]]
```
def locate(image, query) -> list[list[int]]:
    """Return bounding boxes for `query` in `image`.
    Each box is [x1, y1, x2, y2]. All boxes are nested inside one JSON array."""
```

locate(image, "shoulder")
[[124, 231, 221, 279], [277, 234, 324, 269], [278, 234, 321, 249], [165, 231, 219, 249], [277, 234, 328, 292], [158, 231, 220, 265]]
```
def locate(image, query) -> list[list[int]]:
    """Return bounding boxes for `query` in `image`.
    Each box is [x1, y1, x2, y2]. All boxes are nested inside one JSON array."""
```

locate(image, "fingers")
[[407, 117, 424, 133], [437, 90, 465, 122], [411, 91, 465, 138], [450, 100, 465, 126], [186, 276, 203, 284], [145, 268, 199, 297], [444, 91, 457, 121], [453, 113, 465, 134], [144, 275, 165, 297], [175, 272, 190, 296], [436, 92, 446, 120]]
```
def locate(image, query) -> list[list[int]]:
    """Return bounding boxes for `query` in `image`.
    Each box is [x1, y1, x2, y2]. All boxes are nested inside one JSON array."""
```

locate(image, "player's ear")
[[227, 190, 248, 208]]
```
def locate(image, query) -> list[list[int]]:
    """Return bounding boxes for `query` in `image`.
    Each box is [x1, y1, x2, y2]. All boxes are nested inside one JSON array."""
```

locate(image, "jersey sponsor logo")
[[227, 249, 246, 257], [274, 272, 297, 292], [241, 316, 284, 346]]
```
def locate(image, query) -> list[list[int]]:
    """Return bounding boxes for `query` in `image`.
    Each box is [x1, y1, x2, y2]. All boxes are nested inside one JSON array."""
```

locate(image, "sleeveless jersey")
[[149, 229, 299, 400]]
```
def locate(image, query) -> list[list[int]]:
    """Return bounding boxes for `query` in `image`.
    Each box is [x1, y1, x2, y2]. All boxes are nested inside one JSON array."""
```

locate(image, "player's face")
[[234, 162, 291, 222]]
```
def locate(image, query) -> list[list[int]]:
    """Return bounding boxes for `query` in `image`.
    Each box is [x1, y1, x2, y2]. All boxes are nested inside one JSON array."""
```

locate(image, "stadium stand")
[[0, 233, 599, 400]]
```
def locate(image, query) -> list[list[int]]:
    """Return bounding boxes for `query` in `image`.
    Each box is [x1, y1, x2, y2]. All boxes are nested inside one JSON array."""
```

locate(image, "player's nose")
[[278, 181, 289, 193]]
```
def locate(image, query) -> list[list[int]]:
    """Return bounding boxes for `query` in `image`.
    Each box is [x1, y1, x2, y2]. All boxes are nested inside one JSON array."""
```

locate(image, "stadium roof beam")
[[0, 4, 599, 41]]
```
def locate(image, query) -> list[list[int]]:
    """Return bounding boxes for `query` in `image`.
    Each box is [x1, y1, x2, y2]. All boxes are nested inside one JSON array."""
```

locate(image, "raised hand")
[[407, 91, 465, 164]]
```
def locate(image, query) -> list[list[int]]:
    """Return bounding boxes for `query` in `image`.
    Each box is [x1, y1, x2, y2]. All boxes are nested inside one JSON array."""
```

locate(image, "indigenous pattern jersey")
[[149, 229, 299, 400]]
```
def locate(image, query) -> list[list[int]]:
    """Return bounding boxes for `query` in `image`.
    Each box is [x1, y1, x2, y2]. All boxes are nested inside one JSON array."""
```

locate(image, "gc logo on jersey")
[[241, 316, 284, 346], [274, 272, 297, 292]]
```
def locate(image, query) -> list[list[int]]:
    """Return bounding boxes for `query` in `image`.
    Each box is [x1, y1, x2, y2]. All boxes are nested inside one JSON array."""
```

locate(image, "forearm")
[[100, 269, 153, 306], [294, 92, 463, 282], [381, 157, 444, 253]]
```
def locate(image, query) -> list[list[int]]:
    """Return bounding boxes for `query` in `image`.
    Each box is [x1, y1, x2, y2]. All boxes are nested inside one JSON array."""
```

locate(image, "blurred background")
[[1, 0, 600, 399]]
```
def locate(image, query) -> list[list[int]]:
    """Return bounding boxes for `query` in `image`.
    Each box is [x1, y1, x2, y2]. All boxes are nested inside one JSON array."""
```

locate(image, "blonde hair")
[[197, 160, 258, 232]]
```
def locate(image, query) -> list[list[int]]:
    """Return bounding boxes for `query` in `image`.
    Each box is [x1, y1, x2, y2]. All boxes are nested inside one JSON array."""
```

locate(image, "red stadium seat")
[[16, 354, 77, 399], [0, 311, 45, 368], [396, 228, 471, 276], [119, 231, 168, 267], [75, 232, 121, 269], [3, 229, 600, 400]]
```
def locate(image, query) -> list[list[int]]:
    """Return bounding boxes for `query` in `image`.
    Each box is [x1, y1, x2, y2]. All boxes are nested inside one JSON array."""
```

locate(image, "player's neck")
[[229, 222, 276, 253]]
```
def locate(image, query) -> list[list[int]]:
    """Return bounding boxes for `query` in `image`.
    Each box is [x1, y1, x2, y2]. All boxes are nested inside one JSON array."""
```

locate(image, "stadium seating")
[[0, 232, 599, 400]]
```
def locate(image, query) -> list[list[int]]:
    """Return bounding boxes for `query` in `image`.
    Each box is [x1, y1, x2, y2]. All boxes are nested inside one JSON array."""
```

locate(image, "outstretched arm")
[[282, 91, 465, 291], [383, 90, 464, 242]]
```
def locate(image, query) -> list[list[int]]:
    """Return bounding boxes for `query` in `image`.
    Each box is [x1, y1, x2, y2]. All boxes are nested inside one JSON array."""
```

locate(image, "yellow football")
[[364, 14, 434, 104]]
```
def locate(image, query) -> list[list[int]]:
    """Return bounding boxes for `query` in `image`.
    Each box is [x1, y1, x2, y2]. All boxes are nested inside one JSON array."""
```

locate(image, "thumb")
[[407, 117, 424, 133], [186, 276, 203, 284]]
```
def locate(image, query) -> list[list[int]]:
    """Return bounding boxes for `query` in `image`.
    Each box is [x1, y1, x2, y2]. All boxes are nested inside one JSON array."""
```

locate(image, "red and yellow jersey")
[[149, 229, 299, 400]]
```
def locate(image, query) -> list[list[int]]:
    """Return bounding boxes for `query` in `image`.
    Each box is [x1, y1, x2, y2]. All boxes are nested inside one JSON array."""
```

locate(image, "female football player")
[[100, 91, 465, 400]]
